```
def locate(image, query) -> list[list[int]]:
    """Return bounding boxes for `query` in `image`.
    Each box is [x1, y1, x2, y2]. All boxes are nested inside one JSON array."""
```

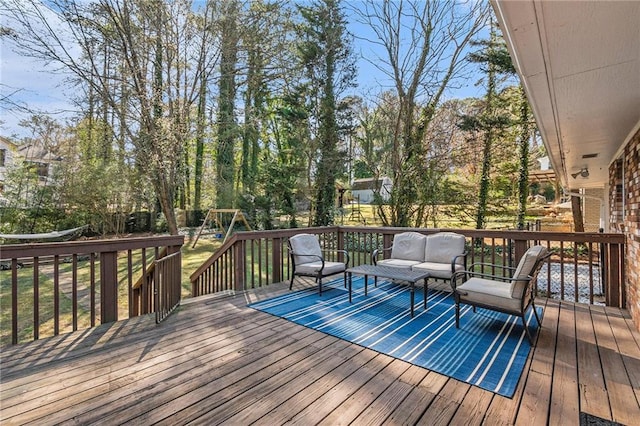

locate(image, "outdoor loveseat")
[[371, 231, 467, 285]]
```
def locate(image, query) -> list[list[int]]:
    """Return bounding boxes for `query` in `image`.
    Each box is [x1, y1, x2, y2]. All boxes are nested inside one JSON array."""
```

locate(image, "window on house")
[[0, 149, 6, 167], [27, 161, 49, 178]]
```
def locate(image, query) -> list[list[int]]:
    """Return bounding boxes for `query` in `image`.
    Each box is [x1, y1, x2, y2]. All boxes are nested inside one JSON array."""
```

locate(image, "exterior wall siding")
[[612, 129, 640, 331], [583, 188, 603, 232]]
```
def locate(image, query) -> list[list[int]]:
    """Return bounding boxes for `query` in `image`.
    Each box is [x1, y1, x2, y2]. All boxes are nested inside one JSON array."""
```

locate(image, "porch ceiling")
[[491, 0, 640, 190]]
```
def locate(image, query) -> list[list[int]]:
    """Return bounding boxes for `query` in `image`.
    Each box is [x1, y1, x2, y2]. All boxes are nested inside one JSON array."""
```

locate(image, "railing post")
[[272, 237, 282, 284], [513, 238, 528, 266], [605, 243, 622, 308], [383, 233, 394, 259], [337, 228, 345, 263], [234, 241, 246, 292], [100, 251, 118, 323]]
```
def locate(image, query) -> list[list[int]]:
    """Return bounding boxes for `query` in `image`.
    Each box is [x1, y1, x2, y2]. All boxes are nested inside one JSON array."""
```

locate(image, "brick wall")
[[611, 129, 640, 331]]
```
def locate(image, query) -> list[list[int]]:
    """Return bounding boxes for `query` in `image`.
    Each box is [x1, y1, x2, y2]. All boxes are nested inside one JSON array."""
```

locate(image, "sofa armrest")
[[371, 247, 392, 265], [450, 251, 468, 273]]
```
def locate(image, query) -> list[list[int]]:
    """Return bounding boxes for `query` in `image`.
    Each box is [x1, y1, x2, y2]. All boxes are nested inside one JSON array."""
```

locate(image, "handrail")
[[153, 250, 182, 323]]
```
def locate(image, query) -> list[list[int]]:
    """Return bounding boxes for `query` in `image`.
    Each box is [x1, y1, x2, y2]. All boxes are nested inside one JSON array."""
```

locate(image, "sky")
[[0, 1, 487, 140]]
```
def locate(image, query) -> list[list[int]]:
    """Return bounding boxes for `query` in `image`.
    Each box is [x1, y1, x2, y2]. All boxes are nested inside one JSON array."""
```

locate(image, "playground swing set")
[[191, 209, 252, 248]]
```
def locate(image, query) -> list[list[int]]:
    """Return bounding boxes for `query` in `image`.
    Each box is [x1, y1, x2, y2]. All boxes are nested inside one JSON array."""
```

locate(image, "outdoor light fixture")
[[571, 168, 589, 179]]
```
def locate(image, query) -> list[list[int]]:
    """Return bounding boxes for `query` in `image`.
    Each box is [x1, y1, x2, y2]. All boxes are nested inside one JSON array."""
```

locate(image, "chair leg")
[[531, 301, 542, 326], [522, 314, 534, 344], [290, 275, 295, 290], [455, 301, 460, 328]]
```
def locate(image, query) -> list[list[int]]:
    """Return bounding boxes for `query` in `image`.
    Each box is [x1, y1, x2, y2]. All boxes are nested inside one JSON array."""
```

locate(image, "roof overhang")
[[491, 0, 640, 190]]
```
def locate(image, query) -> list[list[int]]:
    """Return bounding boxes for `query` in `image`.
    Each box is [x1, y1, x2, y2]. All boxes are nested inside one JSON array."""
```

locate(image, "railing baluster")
[[54, 255, 60, 335], [574, 241, 579, 303], [33, 256, 39, 341], [72, 254, 78, 331]]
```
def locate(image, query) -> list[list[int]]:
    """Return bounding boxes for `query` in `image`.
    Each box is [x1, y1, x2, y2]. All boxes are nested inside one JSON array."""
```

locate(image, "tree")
[[460, 18, 515, 230], [1, 0, 216, 235], [297, 0, 356, 226], [516, 86, 532, 229], [354, 0, 489, 227], [215, 0, 240, 209]]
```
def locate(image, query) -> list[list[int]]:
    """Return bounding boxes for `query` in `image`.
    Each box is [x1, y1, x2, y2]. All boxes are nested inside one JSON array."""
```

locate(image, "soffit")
[[492, 0, 640, 190]]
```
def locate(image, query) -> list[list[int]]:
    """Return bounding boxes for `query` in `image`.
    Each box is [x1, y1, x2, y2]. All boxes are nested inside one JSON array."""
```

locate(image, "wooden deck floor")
[[1, 280, 639, 425]]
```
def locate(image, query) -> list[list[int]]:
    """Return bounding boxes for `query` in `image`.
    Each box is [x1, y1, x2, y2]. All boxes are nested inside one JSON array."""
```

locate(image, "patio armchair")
[[451, 245, 551, 344], [288, 233, 350, 295]]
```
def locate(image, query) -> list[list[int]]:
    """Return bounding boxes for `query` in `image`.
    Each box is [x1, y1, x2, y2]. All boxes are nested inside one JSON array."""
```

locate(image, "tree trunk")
[[571, 195, 585, 232]]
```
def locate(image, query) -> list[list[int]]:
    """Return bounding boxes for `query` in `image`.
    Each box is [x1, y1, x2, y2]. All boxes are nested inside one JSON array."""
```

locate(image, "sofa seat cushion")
[[457, 277, 521, 312], [412, 261, 464, 279], [377, 259, 421, 269], [296, 261, 346, 276]]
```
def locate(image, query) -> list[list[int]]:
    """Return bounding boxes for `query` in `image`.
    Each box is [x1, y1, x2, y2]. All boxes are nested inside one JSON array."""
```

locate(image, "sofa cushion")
[[289, 233, 323, 265], [390, 232, 427, 262], [457, 277, 522, 312], [296, 261, 346, 276], [511, 245, 547, 298], [424, 232, 466, 264], [412, 261, 464, 279], [377, 258, 421, 269]]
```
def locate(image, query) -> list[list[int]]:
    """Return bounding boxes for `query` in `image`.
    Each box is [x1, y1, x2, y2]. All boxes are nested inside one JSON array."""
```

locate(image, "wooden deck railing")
[[190, 226, 626, 308], [153, 250, 182, 323], [0, 235, 184, 345]]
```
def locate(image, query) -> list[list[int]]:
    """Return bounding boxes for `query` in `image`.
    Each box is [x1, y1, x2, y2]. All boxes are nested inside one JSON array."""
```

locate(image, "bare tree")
[[352, 0, 489, 226], [1, 0, 216, 234]]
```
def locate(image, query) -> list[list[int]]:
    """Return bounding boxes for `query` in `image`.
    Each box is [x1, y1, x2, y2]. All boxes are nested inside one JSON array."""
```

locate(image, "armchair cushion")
[[296, 261, 346, 275], [511, 245, 547, 298], [424, 232, 466, 265], [390, 232, 427, 262], [289, 233, 323, 265], [457, 277, 521, 312]]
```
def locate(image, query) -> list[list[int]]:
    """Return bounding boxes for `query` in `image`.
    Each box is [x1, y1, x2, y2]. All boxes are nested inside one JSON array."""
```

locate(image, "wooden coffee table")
[[346, 264, 430, 317]]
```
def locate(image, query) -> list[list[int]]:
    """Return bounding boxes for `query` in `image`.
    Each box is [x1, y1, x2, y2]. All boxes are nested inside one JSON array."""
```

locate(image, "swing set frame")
[[191, 209, 252, 248]]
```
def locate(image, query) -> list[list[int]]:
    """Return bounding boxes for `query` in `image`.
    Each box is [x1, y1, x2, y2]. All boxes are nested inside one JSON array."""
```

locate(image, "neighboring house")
[[0, 136, 19, 197], [0, 137, 63, 206], [350, 177, 392, 204], [18, 143, 62, 182], [493, 0, 640, 329]]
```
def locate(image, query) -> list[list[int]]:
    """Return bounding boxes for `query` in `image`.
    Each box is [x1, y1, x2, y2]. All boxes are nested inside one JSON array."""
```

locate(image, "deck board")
[[2, 280, 640, 425]]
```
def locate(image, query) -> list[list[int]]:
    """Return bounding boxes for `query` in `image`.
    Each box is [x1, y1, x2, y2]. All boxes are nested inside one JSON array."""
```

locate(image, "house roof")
[[491, 0, 640, 190]]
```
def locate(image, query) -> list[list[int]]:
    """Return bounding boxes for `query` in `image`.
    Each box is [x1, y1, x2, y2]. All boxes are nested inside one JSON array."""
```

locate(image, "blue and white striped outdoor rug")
[[248, 277, 542, 398]]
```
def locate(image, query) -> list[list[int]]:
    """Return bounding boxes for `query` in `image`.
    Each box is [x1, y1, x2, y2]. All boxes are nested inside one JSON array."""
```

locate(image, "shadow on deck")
[[1, 278, 639, 425]]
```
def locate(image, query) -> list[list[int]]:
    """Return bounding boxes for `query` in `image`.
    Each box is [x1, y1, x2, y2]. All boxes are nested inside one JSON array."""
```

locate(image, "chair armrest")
[[469, 262, 518, 276], [320, 249, 350, 267], [371, 247, 392, 265]]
